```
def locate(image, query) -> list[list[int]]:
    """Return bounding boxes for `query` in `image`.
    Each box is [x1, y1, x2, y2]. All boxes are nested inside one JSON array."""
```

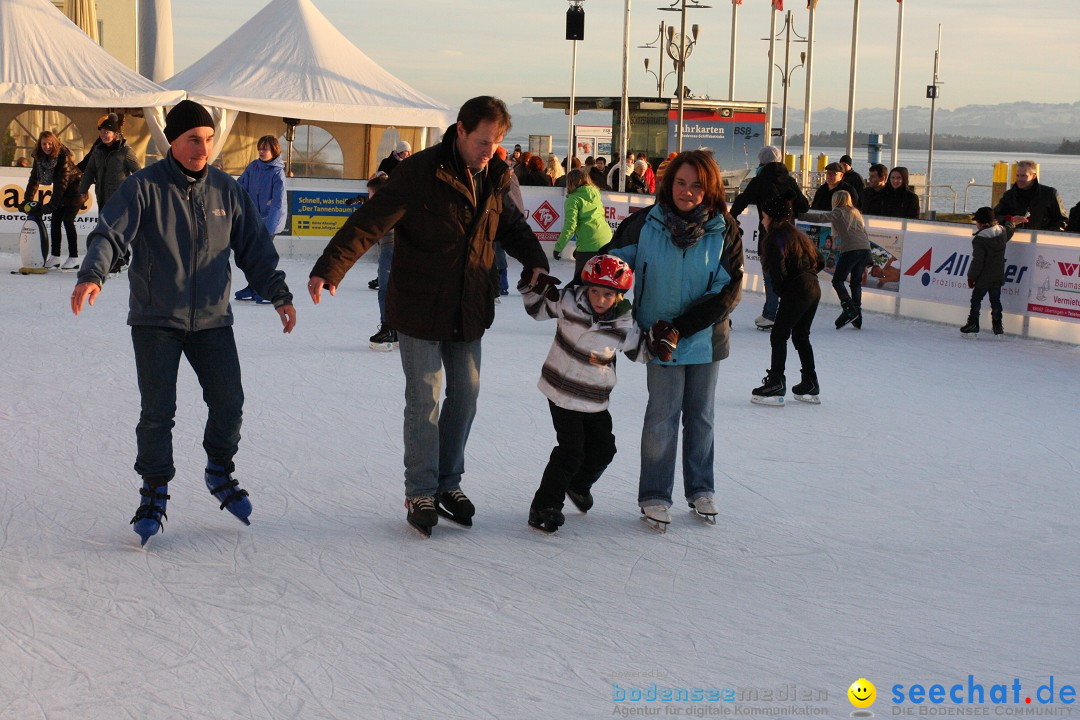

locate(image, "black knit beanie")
[[762, 194, 793, 222], [164, 100, 214, 143], [98, 113, 121, 133]]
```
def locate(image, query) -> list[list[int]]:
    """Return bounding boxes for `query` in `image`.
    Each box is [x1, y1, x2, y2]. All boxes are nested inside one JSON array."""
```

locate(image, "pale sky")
[[173, 0, 1079, 112]]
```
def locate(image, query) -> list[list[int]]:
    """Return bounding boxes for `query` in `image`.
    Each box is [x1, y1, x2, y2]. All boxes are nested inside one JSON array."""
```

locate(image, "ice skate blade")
[[692, 511, 717, 525], [435, 505, 473, 527], [793, 393, 821, 405], [754, 324, 772, 331], [751, 395, 785, 406], [407, 518, 433, 538], [961, 332, 979, 339], [528, 518, 559, 534], [640, 515, 669, 533], [368, 342, 396, 352]]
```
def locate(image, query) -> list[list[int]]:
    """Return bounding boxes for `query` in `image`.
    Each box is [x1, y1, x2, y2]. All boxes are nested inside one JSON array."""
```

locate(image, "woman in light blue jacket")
[[608, 150, 737, 531], [235, 135, 288, 303]]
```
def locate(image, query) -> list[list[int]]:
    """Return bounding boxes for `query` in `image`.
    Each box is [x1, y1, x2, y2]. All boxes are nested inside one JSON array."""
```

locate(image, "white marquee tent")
[[152, 0, 454, 163], [0, 0, 183, 109]]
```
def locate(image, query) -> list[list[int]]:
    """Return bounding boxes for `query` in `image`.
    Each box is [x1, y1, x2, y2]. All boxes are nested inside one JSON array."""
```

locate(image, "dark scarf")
[[36, 153, 58, 185], [661, 203, 712, 249]]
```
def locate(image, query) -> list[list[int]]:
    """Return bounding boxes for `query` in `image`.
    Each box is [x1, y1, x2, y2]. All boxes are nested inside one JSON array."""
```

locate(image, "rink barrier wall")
[[3, 170, 1078, 344]]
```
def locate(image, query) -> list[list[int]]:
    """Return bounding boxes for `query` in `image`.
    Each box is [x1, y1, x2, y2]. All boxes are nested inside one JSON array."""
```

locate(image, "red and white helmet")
[[581, 254, 633, 292]]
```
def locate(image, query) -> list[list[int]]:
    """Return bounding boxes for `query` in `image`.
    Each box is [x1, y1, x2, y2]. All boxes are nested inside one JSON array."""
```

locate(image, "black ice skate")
[[368, 324, 398, 351], [434, 489, 475, 527], [406, 496, 439, 537], [835, 300, 857, 329], [528, 506, 565, 534], [960, 314, 979, 338], [751, 370, 786, 406], [566, 487, 594, 513], [792, 371, 821, 405]]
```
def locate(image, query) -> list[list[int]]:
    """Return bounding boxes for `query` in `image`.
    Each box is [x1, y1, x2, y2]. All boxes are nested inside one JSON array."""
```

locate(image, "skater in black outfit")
[[752, 194, 824, 406], [961, 207, 1023, 337], [24, 131, 82, 270]]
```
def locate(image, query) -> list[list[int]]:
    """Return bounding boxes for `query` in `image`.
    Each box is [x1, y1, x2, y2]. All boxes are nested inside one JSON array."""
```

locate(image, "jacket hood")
[[259, 156, 286, 170], [975, 224, 1009, 241], [758, 162, 791, 181]]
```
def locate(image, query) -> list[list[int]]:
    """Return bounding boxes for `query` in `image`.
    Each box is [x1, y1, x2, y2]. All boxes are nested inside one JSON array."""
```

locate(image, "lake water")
[[510, 136, 1080, 218]]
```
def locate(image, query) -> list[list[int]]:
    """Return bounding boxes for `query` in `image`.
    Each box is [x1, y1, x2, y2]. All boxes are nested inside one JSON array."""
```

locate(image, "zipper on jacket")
[[636, 262, 648, 317], [186, 186, 198, 330]]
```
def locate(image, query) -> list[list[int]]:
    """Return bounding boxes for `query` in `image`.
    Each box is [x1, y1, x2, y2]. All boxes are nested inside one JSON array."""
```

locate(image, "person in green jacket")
[[552, 169, 613, 282]]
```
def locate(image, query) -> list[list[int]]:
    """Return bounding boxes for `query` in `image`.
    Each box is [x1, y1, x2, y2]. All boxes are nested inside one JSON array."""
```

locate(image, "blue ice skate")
[[205, 461, 252, 525], [131, 476, 171, 546]]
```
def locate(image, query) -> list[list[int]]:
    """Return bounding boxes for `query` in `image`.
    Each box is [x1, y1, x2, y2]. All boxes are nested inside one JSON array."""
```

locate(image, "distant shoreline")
[[780, 132, 1078, 155]]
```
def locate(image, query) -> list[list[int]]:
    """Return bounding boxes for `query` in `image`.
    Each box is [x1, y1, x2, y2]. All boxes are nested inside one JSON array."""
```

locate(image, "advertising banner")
[[899, 227, 1033, 312], [1027, 245, 1080, 321], [1, 167, 99, 233], [666, 109, 766, 172], [518, 187, 653, 244], [288, 189, 361, 237]]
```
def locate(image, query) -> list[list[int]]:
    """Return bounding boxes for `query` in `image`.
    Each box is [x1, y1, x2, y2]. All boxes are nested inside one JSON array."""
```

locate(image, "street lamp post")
[[639, 21, 672, 97], [660, 0, 709, 153], [566, 1, 585, 175], [763, 11, 806, 159]]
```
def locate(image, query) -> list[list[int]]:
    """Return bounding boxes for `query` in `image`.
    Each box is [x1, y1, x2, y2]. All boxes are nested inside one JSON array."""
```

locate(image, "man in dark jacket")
[[71, 100, 297, 546], [839, 154, 864, 192], [308, 96, 549, 536], [993, 161, 1068, 231], [810, 162, 859, 211], [860, 163, 888, 214], [729, 146, 809, 329]]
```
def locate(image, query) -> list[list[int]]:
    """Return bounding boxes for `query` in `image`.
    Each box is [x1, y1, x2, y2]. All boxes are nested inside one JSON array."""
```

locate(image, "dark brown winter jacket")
[[25, 145, 82, 211], [310, 126, 548, 342]]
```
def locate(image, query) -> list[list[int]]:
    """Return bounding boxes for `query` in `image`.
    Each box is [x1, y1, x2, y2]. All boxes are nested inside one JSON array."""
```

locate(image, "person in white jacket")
[[519, 254, 655, 533]]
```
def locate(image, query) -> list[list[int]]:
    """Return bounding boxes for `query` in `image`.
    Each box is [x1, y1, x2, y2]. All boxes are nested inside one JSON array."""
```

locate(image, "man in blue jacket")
[[70, 100, 297, 546]]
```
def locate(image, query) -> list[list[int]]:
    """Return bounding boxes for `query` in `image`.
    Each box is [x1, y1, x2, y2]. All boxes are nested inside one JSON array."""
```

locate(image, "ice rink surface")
[[1, 255, 1077, 718]]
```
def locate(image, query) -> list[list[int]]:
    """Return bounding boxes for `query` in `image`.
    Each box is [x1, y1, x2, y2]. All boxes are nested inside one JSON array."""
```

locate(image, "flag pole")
[[620, 0, 631, 191], [800, 1, 816, 188], [764, 5, 778, 146], [728, 0, 738, 100], [890, 0, 904, 168], [845, 0, 860, 160]]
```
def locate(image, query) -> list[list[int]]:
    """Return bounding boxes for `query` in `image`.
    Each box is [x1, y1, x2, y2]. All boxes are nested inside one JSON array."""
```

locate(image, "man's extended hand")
[[71, 282, 100, 316], [308, 276, 337, 304], [276, 304, 297, 333]]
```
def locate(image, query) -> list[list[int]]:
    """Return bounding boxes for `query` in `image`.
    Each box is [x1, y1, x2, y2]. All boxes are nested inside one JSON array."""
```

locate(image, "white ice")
[[1, 254, 1078, 718]]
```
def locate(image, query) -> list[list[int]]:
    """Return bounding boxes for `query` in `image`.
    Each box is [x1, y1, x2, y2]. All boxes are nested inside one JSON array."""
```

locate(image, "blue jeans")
[[831, 248, 871, 307], [762, 271, 779, 321], [377, 240, 394, 323], [398, 333, 482, 498], [638, 361, 720, 508], [131, 325, 244, 478]]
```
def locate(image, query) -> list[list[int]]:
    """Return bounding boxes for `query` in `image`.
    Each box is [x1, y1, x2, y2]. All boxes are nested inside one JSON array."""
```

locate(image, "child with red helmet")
[[520, 254, 661, 533]]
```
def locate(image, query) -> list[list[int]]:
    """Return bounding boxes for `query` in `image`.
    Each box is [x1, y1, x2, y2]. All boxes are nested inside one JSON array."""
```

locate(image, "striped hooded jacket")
[[523, 284, 651, 413]]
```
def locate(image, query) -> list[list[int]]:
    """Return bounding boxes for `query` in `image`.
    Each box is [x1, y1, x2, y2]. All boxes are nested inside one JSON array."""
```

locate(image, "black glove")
[[552, 249, 561, 260], [967, 278, 975, 289], [649, 320, 680, 362], [531, 272, 562, 302]]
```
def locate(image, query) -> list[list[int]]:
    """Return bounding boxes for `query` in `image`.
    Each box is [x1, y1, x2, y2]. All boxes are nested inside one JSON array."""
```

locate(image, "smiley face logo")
[[848, 678, 876, 709]]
